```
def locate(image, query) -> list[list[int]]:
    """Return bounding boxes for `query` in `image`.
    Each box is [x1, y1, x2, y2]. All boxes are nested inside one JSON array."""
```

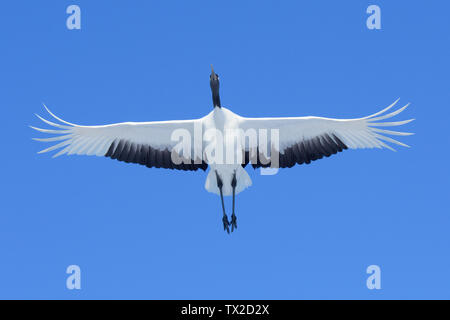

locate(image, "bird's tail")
[[205, 166, 252, 196]]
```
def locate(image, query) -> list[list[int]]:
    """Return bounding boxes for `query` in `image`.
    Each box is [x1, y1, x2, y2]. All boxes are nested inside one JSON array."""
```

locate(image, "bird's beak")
[[210, 64, 215, 77]]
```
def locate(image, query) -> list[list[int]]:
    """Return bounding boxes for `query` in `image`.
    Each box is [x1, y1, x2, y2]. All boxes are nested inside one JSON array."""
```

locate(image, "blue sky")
[[1, 0, 449, 299]]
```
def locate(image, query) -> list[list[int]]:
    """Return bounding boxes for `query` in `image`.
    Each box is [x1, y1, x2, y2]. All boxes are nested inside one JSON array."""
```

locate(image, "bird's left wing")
[[238, 99, 414, 168], [31, 106, 208, 171]]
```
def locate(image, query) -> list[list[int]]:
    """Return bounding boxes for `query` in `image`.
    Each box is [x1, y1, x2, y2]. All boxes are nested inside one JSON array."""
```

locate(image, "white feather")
[[32, 100, 414, 197]]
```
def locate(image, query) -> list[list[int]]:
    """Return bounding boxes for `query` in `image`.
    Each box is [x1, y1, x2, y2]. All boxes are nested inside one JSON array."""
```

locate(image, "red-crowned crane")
[[31, 66, 414, 233]]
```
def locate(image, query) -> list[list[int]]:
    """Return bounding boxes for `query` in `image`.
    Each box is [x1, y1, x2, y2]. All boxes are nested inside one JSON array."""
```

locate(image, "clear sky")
[[1, 0, 449, 299]]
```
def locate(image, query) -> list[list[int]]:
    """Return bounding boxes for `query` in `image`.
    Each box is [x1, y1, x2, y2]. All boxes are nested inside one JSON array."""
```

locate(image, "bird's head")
[[210, 65, 221, 108], [209, 65, 220, 85]]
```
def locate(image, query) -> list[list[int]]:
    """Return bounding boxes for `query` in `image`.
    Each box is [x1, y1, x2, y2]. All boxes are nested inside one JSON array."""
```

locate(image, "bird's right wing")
[[31, 106, 208, 171], [238, 99, 414, 168]]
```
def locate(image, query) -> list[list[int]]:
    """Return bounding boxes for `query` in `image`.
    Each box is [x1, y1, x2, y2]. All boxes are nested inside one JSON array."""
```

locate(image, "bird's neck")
[[212, 91, 221, 108]]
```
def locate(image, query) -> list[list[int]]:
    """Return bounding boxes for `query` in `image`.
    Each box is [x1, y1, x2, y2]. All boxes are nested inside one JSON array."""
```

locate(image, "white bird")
[[31, 66, 414, 233]]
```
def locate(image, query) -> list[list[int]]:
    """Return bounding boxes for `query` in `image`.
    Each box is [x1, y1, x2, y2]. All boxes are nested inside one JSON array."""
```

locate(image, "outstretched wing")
[[239, 99, 414, 168], [31, 105, 208, 171]]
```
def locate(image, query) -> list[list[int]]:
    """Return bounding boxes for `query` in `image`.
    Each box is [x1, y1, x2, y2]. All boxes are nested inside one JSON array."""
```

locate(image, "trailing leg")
[[230, 171, 237, 232], [215, 171, 230, 234]]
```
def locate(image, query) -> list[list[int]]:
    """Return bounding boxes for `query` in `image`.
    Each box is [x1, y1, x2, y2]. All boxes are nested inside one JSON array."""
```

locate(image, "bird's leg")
[[216, 171, 230, 234], [230, 171, 237, 232]]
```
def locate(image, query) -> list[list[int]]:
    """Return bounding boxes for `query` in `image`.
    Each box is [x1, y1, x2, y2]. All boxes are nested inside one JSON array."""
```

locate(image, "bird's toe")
[[231, 214, 237, 232], [222, 215, 230, 234]]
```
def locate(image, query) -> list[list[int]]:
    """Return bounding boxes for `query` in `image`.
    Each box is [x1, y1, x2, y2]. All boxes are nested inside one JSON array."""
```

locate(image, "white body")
[[202, 107, 252, 196]]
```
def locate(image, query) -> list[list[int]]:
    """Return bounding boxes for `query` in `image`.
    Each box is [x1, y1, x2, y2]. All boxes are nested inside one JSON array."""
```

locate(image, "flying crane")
[[31, 66, 414, 233]]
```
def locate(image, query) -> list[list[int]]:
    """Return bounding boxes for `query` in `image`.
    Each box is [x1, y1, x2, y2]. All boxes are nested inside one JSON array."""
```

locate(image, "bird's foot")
[[222, 215, 230, 234], [231, 214, 237, 232]]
